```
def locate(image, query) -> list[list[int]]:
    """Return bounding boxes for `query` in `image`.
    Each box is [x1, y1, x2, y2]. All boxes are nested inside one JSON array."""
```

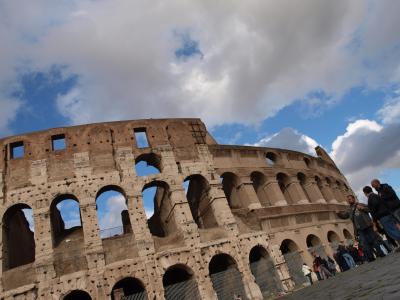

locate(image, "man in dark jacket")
[[371, 179, 400, 220], [336, 194, 385, 261], [363, 186, 400, 245]]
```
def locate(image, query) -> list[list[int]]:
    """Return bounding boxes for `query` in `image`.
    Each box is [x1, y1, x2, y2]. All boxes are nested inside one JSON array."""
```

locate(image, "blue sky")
[[2, 1, 400, 231]]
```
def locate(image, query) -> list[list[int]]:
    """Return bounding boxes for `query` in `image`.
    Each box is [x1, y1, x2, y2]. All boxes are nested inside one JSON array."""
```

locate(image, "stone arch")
[[135, 152, 162, 176], [220, 172, 245, 209], [343, 229, 353, 241], [276, 172, 294, 205], [297, 172, 311, 202], [306, 234, 326, 258], [327, 230, 341, 250], [184, 174, 218, 229], [63, 290, 92, 300], [209, 253, 247, 300], [142, 180, 176, 237], [279, 239, 305, 286], [111, 277, 147, 300], [250, 171, 271, 207], [50, 194, 83, 247], [163, 264, 201, 300], [2, 203, 35, 271], [96, 185, 132, 239], [249, 245, 282, 297]]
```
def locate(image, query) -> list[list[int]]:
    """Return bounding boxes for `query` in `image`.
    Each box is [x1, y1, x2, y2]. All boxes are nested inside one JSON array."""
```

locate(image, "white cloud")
[[0, 0, 399, 131], [98, 194, 128, 237], [377, 96, 400, 125], [254, 128, 319, 155]]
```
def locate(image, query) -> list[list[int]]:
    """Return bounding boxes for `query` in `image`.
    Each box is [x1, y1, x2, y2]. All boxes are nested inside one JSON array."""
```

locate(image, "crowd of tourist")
[[302, 179, 400, 285]]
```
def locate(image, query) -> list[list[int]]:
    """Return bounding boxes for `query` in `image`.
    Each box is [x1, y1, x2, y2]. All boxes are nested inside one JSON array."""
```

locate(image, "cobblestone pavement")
[[280, 252, 400, 300]]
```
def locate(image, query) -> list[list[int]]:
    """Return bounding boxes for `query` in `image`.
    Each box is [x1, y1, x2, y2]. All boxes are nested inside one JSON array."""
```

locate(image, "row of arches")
[[60, 245, 280, 300]]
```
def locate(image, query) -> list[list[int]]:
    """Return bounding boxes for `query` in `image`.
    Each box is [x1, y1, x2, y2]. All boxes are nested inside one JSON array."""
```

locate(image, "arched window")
[[96, 186, 132, 239], [279, 239, 305, 286], [343, 229, 353, 241], [111, 277, 147, 300], [64, 290, 92, 300], [50, 194, 82, 247], [220, 172, 243, 209], [249, 246, 281, 297], [265, 152, 277, 166], [184, 175, 217, 229], [142, 181, 174, 237], [306, 234, 326, 258], [250, 172, 271, 207], [327, 231, 341, 249], [209, 254, 246, 300], [163, 265, 201, 300], [2, 204, 35, 271], [135, 153, 161, 176]]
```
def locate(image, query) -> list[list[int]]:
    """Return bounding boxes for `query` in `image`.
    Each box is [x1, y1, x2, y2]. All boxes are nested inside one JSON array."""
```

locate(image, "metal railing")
[[164, 279, 202, 300], [250, 258, 283, 297], [210, 268, 248, 300]]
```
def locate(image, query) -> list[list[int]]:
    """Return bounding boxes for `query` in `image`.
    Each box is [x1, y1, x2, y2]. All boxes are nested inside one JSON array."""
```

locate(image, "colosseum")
[[0, 118, 354, 300]]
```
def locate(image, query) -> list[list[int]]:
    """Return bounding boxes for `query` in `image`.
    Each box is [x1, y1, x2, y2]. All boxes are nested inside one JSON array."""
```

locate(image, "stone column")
[[269, 245, 294, 291], [286, 179, 309, 204], [237, 177, 262, 210], [262, 178, 288, 206], [303, 179, 326, 204], [320, 182, 338, 204], [80, 200, 105, 270], [332, 184, 346, 203]]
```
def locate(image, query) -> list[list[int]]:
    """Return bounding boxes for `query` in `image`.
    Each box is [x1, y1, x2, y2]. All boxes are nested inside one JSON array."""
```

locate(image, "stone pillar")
[[262, 178, 287, 206], [269, 245, 294, 291], [286, 179, 309, 204], [80, 200, 105, 270], [332, 184, 346, 203], [320, 183, 338, 204], [237, 177, 262, 210], [33, 207, 56, 285], [303, 180, 326, 204]]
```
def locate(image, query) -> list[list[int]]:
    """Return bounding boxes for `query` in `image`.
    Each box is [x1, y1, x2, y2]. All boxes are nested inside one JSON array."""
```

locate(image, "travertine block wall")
[[0, 118, 353, 300]]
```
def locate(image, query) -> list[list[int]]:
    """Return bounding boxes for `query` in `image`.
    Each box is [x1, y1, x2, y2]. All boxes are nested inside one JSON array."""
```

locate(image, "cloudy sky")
[[2, 1, 400, 228]]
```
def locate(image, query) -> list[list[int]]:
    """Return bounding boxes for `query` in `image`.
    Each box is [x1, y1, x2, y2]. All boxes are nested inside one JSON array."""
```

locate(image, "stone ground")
[[280, 252, 400, 300]]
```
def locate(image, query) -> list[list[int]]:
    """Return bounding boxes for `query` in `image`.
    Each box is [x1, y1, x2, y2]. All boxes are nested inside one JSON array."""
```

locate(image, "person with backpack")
[[371, 179, 400, 221], [336, 194, 386, 262]]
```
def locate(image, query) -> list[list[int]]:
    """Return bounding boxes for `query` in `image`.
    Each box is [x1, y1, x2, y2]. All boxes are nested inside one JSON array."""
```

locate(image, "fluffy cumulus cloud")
[[254, 128, 319, 155], [1, 0, 400, 132]]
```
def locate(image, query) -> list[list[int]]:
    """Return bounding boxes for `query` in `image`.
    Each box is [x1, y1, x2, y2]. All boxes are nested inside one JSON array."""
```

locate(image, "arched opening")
[[250, 172, 271, 207], [51, 194, 86, 276], [184, 175, 217, 229], [306, 234, 326, 258], [249, 246, 281, 297], [279, 239, 305, 286], [111, 277, 147, 300], [50, 195, 83, 247], [327, 230, 341, 250], [276, 173, 294, 205], [265, 152, 277, 166], [343, 229, 353, 242], [209, 253, 246, 299], [96, 186, 132, 239], [64, 290, 92, 300], [135, 153, 161, 177], [220, 172, 244, 209], [303, 157, 311, 167], [142, 181, 175, 237], [163, 265, 201, 300], [2, 204, 35, 271]]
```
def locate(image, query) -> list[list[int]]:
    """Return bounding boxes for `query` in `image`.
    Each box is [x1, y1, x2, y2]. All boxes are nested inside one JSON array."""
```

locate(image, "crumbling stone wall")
[[0, 118, 353, 299]]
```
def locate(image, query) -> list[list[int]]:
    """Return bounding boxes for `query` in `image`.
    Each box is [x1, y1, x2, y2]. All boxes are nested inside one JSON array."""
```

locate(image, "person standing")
[[363, 186, 400, 246], [371, 179, 400, 221], [336, 195, 385, 262], [302, 263, 313, 285]]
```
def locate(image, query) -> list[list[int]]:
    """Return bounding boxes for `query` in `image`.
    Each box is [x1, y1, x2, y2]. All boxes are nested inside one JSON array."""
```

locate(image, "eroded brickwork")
[[0, 118, 353, 300]]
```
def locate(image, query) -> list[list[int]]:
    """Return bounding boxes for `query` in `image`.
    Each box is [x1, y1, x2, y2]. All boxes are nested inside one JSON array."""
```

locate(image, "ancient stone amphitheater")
[[0, 118, 354, 300]]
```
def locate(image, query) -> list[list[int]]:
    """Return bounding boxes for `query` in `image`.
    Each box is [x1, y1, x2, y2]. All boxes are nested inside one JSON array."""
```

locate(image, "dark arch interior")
[[135, 152, 161, 176], [327, 231, 340, 243], [280, 239, 298, 254], [184, 174, 217, 229], [266, 152, 277, 165], [209, 253, 237, 274], [220, 172, 242, 208], [2, 204, 35, 271], [306, 234, 321, 248], [64, 290, 92, 300], [111, 277, 146, 300], [343, 229, 353, 240], [163, 265, 193, 286], [249, 245, 269, 263]]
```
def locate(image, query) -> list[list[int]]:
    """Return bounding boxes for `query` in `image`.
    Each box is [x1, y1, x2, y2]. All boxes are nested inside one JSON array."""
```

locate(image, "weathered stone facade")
[[0, 118, 353, 299]]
